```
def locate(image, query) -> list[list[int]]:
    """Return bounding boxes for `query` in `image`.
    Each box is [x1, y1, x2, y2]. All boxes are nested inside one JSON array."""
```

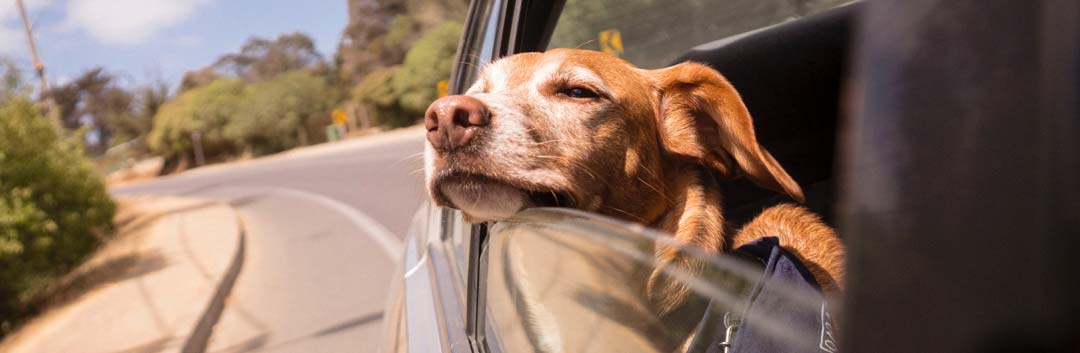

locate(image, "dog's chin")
[[432, 172, 577, 223], [440, 180, 528, 223]]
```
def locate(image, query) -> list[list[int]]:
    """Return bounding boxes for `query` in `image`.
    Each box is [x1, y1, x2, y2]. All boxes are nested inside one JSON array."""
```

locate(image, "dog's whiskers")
[[603, 205, 647, 223], [637, 177, 673, 205], [392, 152, 426, 168], [575, 39, 597, 49]]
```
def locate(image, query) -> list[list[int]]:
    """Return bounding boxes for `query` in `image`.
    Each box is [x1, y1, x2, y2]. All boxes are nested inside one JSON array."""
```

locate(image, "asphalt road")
[[112, 128, 427, 353]]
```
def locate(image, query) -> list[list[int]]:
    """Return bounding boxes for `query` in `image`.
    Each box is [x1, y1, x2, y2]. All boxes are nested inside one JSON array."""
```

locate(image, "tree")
[[107, 80, 170, 150], [0, 58, 30, 100], [336, 0, 469, 82], [354, 21, 462, 128], [225, 70, 338, 155], [0, 97, 114, 326], [211, 32, 325, 82], [148, 78, 246, 160], [179, 67, 219, 92], [41, 68, 134, 153], [353, 66, 411, 127], [392, 21, 462, 114]]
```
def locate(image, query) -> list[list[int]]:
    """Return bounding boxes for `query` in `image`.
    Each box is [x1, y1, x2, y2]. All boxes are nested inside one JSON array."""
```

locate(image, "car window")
[[442, 0, 505, 284], [547, 0, 855, 69], [453, 0, 504, 92], [483, 209, 834, 353]]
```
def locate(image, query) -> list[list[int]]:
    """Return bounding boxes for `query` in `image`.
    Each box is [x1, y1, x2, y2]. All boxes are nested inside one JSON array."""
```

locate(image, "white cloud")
[[0, 0, 54, 22], [0, 0, 54, 52], [66, 0, 211, 45]]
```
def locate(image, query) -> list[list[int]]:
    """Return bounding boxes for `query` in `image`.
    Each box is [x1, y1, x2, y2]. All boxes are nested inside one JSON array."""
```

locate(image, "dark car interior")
[[511, 1, 859, 229], [674, 3, 858, 228], [453, 1, 1080, 352]]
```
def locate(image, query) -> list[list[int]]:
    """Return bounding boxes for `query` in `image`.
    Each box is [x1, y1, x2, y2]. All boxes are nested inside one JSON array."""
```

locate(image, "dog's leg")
[[731, 204, 846, 293], [647, 166, 725, 316]]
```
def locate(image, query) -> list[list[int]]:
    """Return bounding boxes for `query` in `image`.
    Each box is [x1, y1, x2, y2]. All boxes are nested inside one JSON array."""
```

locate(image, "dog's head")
[[425, 48, 802, 223]]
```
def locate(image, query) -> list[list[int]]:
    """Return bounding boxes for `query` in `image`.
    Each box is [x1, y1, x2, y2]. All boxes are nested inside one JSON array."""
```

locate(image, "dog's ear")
[[649, 62, 804, 203]]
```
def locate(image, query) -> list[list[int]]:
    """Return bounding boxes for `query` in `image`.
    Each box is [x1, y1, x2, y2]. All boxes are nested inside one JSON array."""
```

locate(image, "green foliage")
[[0, 97, 115, 326], [212, 32, 326, 83], [393, 21, 461, 114], [353, 66, 412, 127], [354, 21, 462, 128], [337, 0, 468, 81], [150, 71, 338, 159], [148, 78, 246, 159], [1, 58, 30, 99], [225, 70, 338, 155]]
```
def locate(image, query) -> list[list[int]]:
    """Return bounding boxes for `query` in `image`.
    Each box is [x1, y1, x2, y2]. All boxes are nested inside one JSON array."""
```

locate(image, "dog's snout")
[[425, 95, 490, 151]]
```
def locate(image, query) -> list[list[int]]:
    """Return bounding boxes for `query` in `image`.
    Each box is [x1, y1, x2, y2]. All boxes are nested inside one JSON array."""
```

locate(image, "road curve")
[[112, 129, 427, 352]]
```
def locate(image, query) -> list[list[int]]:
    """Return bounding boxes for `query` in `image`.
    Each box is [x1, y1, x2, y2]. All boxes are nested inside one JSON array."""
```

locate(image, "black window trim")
[[453, 1, 567, 352]]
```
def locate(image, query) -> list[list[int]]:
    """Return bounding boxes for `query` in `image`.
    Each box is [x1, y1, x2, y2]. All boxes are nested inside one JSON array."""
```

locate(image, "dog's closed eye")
[[556, 86, 602, 100]]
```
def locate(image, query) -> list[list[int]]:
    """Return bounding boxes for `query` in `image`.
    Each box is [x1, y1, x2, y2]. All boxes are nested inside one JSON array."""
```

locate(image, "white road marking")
[[222, 186, 404, 261]]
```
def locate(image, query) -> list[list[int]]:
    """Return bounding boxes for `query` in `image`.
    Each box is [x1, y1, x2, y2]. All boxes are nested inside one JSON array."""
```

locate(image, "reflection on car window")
[[547, 0, 855, 68], [454, 0, 503, 91], [484, 209, 834, 353]]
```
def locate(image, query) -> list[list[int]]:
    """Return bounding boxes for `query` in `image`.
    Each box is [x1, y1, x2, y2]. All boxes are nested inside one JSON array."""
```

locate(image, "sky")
[[0, 0, 348, 88]]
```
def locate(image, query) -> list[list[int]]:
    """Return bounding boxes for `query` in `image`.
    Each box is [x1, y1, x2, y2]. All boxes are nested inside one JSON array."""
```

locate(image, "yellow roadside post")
[[599, 29, 624, 56], [330, 109, 348, 141], [437, 80, 449, 98]]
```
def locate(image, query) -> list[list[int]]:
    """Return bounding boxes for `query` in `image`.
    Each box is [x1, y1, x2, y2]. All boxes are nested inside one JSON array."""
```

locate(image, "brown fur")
[[424, 49, 845, 315]]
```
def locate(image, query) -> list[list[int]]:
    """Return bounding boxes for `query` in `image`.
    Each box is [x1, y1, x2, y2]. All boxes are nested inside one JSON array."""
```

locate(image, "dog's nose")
[[425, 95, 490, 151]]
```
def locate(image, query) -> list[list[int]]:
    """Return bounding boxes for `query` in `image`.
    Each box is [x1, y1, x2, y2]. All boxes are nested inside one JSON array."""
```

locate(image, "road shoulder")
[[0, 196, 244, 353]]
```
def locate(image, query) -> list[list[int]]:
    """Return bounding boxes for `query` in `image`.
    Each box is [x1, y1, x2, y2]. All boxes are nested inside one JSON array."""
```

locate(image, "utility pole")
[[16, 0, 48, 92], [16, 0, 61, 131]]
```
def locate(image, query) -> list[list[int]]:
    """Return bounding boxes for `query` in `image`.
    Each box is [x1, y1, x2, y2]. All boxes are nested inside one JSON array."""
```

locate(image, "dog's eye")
[[558, 87, 601, 99]]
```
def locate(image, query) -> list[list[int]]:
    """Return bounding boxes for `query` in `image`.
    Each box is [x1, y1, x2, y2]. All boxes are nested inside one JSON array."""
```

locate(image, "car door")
[[443, 1, 856, 352]]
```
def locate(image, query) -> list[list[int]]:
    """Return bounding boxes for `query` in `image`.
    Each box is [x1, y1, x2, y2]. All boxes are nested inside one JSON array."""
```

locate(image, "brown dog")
[[424, 48, 844, 315]]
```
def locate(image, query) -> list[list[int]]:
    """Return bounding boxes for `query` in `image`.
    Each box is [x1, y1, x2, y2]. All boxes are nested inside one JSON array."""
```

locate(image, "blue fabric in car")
[[687, 236, 839, 353]]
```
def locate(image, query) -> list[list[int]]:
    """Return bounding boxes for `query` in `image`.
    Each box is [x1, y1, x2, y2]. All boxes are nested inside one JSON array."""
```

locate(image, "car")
[[382, 1, 1080, 352]]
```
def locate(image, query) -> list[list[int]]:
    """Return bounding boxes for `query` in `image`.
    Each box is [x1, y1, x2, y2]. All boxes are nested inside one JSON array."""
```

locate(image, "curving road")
[[112, 128, 427, 353]]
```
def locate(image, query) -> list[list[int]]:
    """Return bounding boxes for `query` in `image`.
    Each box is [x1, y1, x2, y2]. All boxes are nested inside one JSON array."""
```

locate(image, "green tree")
[[336, 0, 468, 82], [41, 68, 135, 153], [354, 21, 462, 127], [392, 21, 462, 114], [353, 66, 411, 127], [0, 97, 115, 327], [225, 70, 338, 155], [0, 58, 30, 100], [148, 78, 246, 160], [213, 32, 325, 83]]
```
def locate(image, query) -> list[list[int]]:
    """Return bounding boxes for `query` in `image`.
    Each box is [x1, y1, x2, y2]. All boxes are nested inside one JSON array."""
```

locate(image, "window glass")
[[453, 0, 503, 92], [547, 0, 855, 68], [484, 209, 836, 352], [443, 0, 504, 281]]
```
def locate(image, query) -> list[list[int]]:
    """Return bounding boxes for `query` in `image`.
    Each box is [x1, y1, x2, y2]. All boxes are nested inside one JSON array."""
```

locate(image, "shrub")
[[0, 98, 115, 327], [392, 21, 462, 114], [353, 66, 414, 127], [225, 70, 338, 155], [354, 21, 462, 128], [148, 78, 246, 159]]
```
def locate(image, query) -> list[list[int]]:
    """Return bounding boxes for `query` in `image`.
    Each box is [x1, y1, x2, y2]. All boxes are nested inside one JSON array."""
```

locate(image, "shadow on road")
[[209, 311, 384, 353], [29, 251, 170, 314]]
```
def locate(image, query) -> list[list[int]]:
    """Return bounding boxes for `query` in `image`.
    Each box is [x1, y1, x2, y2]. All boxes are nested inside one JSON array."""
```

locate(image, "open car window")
[[483, 208, 836, 353], [546, 0, 855, 69]]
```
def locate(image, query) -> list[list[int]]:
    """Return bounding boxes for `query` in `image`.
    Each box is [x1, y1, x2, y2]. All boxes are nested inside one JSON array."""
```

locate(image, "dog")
[[424, 48, 845, 318]]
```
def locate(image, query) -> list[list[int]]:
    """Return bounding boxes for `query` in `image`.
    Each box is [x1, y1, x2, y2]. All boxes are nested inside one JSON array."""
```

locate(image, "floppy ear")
[[649, 62, 804, 203]]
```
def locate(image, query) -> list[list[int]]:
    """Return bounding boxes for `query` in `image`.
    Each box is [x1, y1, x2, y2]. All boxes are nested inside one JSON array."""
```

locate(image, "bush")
[[392, 21, 462, 114], [354, 21, 462, 128], [148, 78, 246, 159], [225, 70, 338, 155], [0, 98, 115, 327], [353, 66, 413, 127]]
